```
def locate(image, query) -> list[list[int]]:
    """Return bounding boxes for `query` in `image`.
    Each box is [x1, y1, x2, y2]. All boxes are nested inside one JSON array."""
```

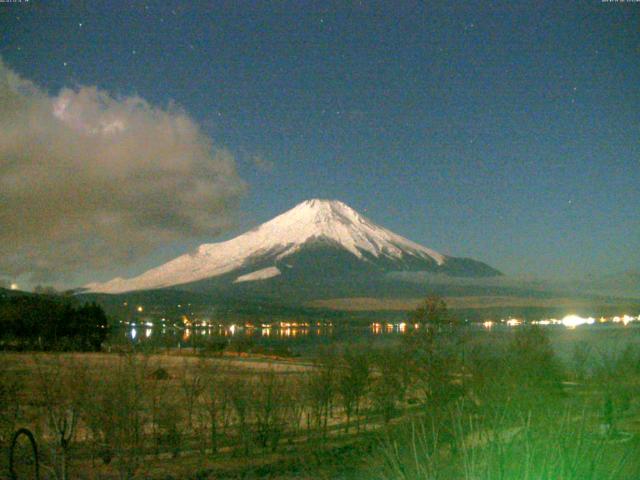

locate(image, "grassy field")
[[2, 324, 640, 479]]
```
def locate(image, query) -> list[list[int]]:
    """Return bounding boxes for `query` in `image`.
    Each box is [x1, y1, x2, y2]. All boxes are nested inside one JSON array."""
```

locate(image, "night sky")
[[1, 1, 639, 288]]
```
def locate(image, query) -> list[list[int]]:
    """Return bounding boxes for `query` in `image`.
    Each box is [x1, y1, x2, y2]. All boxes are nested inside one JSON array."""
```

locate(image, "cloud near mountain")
[[0, 60, 246, 282]]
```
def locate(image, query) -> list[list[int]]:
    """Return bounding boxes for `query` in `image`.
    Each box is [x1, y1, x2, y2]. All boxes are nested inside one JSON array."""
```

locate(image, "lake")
[[111, 318, 640, 362]]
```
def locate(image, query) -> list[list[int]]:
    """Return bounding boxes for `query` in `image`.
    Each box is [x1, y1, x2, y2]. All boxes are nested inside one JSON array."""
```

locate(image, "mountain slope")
[[85, 199, 501, 294]]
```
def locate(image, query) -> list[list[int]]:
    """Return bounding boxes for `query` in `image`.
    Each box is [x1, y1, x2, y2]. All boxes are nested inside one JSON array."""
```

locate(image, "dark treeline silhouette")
[[0, 294, 109, 350]]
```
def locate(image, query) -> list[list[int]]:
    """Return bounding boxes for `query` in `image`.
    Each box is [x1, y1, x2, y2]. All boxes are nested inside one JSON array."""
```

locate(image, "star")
[[63, 62, 68, 67], [78, 22, 83, 28]]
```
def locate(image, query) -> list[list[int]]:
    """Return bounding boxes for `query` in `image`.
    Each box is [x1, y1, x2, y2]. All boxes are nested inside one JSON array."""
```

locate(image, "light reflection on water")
[[125, 321, 421, 343], [124, 323, 338, 342], [114, 320, 640, 369], [123, 316, 640, 343]]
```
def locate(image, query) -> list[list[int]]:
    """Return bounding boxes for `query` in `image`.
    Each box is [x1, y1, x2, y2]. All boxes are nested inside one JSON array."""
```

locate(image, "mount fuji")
[[85, 199, 501, 298]]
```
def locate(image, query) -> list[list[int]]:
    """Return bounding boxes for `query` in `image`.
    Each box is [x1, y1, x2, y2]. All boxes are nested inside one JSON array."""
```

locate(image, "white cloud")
[[0, 60, 246, 282]]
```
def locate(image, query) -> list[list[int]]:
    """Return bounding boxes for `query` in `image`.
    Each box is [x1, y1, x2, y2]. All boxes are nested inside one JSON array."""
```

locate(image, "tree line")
[[0, 294, 109, 351]]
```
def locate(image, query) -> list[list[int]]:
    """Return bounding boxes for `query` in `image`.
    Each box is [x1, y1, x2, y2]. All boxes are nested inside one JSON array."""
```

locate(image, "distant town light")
[[136, 305, 144, 313], [561, 314, 595, 329], [10, 283, 19, 290]]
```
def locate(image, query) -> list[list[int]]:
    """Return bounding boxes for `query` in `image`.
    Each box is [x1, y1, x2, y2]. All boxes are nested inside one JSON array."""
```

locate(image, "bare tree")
[[227, 375, 255, 455], [403, 297, 466, 411], [82, 354, 149, 479], [408, 295, 454, 331], [180, 360, 204, 431], [199, 361, 231, 455], [155, 395, 183, 459], [370, 352, 403, 425], [285, 375, 306, 439], [35, 355, 88, 480], [306, 351, 336, 442], [253, 370, 290, 452], [337, 349, 370, 433]]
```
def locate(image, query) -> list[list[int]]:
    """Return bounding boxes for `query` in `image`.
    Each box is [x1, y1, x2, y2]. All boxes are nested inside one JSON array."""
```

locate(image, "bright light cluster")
[[510, 313, 640, 329], [531, 318, 562, 326], [560, 314, 595, 329], [612, 315, 637, 326]]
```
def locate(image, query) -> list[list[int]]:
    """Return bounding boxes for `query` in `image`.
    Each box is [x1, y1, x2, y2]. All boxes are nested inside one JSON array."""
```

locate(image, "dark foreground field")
[[2, 324, 640, 479]]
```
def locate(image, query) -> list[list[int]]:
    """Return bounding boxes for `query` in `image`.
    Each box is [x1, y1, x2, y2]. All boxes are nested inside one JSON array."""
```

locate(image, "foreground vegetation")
[[2, 298, 640, 479]]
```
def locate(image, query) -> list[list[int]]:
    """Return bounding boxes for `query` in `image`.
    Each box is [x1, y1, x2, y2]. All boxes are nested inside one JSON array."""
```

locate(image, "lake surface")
[[112, 319, 640, 361]]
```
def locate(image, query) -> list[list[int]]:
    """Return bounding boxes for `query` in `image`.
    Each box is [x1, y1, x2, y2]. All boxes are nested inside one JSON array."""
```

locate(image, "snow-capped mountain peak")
[[85, 199, 457, 293], [252, 198, 445, 264]]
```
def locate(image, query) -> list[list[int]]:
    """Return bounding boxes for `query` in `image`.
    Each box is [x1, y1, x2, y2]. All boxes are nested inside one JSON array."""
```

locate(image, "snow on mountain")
[[85, 199, 451, 294], [234, 266, 281, 283]]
